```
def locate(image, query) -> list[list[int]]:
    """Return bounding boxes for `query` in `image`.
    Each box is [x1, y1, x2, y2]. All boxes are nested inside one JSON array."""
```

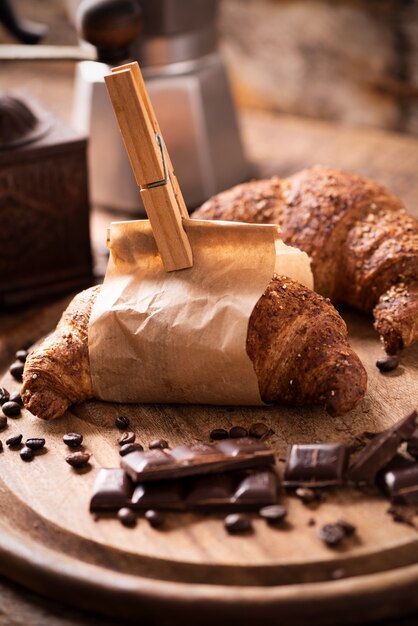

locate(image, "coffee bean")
[[376, 356, 399, 373], [118, 431, 136, 445], [6, 434, 22, 447], [26, 438, 46, 451], [224, 513, 252, 534], [2, 401, 21, 417], [0, 416, 7, 431], [118, 507, 136, 527], [0, 387, 10, 405], [15, 350, 28, 363], [229, 426, 248, 439], [9, 391, 23, 407], [115, 415, 130, 430], [119, 442, 144, 456], [10, 362, 24, 381], [145, 509, 165, 528], [210, 428, 229, 440], [65, 451, 91, 468], [336, 519, 356, 537], [63, 432, 83, 448], [318, 523, 346, 547], [260, 428, 275, 441], [295, 487, 319, 504], [0, 441, 3, 452], [259, 504, 287, 525], [149, 439, 169, 450], [20, 446, 33, 462], [249, 422, 269, 439]]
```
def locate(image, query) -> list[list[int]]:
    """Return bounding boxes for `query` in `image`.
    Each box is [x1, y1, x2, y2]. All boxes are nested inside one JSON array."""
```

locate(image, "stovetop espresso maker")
[[73, 0, 250, 213]]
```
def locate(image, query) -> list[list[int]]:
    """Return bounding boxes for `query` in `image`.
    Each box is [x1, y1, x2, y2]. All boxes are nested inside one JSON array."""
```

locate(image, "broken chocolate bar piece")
[[130, 467, 279, 512], [283, 443, 349, 487], [121, 437, 275, 483], [382, 464, 418, 505], [90, 469, 133, 512], [347, 410, 418, 483]]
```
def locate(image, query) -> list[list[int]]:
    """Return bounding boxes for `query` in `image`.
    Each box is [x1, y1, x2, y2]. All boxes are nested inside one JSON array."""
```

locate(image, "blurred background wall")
[[2, 0, 418, 135]]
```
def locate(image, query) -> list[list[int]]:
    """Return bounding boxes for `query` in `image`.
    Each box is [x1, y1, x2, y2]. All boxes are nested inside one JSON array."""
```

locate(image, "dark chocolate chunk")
[[63, 432, 83, 448], [121, 438, 275, 483], [118, 507, 136, 527], [0, 416, 7, 430], [259, 504, 287, 525], [90, 469, 133, 512], [6, 434, 22, 447], [120, 443, 144, 457], [0, 388, 10, 405], [20, 446, 33, 462], [224, 513, 252, 534], [406, 428, 418, 459], [382, 463, 418, 505], [347, 410, 418, 483], [9, 391, 23, 407], [376, 356, 399, 372], [185, 474, 236, 508], [229, 426, 248, 439], [115, 415, 130, 430], [145, 509, 165, 528], [284, 443, 349, 487], [233, 470, 278, 505], [118, 431, 136, 446], [336, 519, 356, 537], [209, 428, 228, 440], [318, 523, 346, 547], [132, 480, 184, 511], [15, 350, 28, 363], [9, 362, 24, 381], [1, 401, 21, 417], [25, 438, 45, 451], [66, 451, 91, 468], [249, 422, 269, 439], [149, 439, 169, 450]]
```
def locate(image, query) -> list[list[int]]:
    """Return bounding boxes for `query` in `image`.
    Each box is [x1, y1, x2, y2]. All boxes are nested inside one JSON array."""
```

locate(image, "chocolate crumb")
[[118, 507, 136, 527], [307, 517, 316, 526], [295, 487, 321, 504], [145, 509, 165, 528]]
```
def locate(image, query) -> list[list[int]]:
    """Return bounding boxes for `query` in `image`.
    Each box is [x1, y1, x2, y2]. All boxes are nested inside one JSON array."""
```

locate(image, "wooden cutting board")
[[0, 311, 417, 626]]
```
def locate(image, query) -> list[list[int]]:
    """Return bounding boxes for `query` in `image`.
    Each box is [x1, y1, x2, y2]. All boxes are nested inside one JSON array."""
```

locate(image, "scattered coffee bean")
[[145, 509, 165, 528], [118, 431, 136, 445], [229, 426, 248, 439], [15, 350, 28, 363], [119, 443, 144, 457], [9, 362, 24, 381], [224, 513, 252, 534], [25, 438, 46, 451], [63, 432, 83, 448], [376, 356, 399, 373], [336, 519, 356, 537], [295, 487, 319, 504], [118, 507, 136, 527], [149, 439, 169, 450], [260, 428, 275, 441], [249, 422, 269, 439], [115, 415, 130, 430], [9, 391, 23, 407], [209, 428, 229, 440], [259, 504, 287, 526], [318, 523, 346, 547], [6, 434, 22, 447], [2, 401, 21, 417], [0, 416, 7, 431], [65, 451, 91, 468], [20, 446, 33, 462], [0, 387, 10, 405]]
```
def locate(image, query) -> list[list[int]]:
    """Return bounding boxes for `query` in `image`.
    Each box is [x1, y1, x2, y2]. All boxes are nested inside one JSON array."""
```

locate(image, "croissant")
[[21, 277, 367, 420], [192, 166, 418, 354]]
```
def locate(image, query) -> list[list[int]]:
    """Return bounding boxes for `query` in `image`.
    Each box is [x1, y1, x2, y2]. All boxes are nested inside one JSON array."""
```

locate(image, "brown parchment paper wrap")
[[88, 218, 313, 405]]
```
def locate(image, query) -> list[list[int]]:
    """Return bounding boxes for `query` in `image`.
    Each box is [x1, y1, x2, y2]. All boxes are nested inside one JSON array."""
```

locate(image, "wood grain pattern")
[[0, 311, 417, 624]]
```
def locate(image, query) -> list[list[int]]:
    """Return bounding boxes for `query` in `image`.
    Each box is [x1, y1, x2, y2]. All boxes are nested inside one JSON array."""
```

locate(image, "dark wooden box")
[[0, 102, 93, 307]]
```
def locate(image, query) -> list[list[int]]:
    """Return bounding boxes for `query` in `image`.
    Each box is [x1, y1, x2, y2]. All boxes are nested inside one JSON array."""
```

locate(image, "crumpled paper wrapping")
[[88, 218, 312, 405]]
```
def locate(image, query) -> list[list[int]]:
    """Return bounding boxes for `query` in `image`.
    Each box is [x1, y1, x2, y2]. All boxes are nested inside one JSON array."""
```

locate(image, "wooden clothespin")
[[104, 62, 193, 272]]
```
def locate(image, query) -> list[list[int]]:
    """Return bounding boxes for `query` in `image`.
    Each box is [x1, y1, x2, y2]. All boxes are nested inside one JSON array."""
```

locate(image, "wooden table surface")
[[1, 60, 418, 625]]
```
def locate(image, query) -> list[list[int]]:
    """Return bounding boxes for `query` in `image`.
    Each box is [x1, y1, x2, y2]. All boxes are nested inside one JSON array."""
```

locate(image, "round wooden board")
[[0, 311, 417, 625]]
